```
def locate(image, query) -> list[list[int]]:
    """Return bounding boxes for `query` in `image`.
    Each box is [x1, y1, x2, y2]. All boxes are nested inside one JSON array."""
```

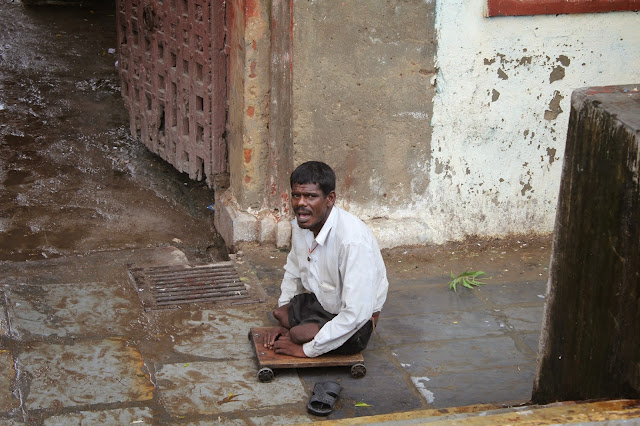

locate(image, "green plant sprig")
[[448, 270, 486, 292]]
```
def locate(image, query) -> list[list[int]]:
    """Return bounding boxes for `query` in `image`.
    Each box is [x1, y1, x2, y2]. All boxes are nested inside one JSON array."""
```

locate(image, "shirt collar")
[[313, 206, 337, 246]]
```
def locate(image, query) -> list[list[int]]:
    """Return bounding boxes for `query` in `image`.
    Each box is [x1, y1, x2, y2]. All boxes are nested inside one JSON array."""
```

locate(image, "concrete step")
[[312, 399, 640, 425]]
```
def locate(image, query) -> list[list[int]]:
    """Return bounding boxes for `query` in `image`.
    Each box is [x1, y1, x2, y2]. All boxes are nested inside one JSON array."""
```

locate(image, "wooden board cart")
[[248, 327, 367, 382]]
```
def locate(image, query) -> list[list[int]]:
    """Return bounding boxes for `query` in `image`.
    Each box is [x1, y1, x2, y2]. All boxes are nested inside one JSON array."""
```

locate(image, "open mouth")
[[296, 210, 312, 222]]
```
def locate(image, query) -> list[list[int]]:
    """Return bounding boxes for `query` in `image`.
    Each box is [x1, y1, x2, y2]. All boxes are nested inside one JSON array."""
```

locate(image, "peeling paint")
[[544, 91, 564, 121], [519, 56, 532, 66], [557, 54, 570, 67], [549, 66, 565, 83], [492, 89, 500, 102], [497, 68, 508, 80], [546, 147, 557, 165]]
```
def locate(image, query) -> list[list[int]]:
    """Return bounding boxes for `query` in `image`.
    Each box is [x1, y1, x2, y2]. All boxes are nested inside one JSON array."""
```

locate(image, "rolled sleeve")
[[302, 242, 377, 357]]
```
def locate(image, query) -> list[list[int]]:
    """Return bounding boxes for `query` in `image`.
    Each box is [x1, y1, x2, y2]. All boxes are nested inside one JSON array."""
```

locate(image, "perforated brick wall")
[[116, 0, 227, 186]]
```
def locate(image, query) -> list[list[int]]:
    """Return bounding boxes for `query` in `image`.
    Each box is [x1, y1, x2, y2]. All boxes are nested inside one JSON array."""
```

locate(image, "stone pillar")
[[532, 85, 640, 403], [214, 0, 292, 249]]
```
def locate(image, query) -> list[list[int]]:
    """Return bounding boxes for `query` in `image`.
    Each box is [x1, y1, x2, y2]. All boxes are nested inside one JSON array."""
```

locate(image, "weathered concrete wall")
[[293, 0, 639, 248], [217, 0, 639, 250], [425, 4, 640, 245], [293, 0, 437, 246], [532, 85, 640, 403]]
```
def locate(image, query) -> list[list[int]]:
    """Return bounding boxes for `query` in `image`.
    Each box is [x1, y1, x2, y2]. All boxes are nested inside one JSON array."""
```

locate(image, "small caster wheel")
[[350, 363, 366, 378], [258, 367, 274, 382]]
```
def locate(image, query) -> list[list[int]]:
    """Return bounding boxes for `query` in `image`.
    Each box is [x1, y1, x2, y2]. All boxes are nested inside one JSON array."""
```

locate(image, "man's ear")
[[326, 191, 336, 206]]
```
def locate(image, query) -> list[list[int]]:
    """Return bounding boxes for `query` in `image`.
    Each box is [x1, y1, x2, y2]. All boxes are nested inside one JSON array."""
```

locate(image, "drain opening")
[[129, 262, 265, 311]]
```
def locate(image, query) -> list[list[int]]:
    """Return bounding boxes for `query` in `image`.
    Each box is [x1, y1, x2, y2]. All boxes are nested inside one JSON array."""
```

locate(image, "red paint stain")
[[245, 175, 251, 183], [252, 39, 257, 50], [247, 106, 255, 117], [246, 0, 258, 18], [586, 86, 621, 95], [244, 148, 252, 163], [249, 61, 257, 78]]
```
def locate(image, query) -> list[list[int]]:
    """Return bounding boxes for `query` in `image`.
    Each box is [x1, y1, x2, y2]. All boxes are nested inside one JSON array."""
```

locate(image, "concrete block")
[[259, 215, 276, 244], [276, 220, 291, 249], [534, 84, 640, 403], [215, 189, 259, 249]]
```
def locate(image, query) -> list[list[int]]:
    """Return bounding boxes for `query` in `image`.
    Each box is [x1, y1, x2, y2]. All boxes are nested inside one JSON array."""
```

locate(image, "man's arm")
[[302, 242, 378, 357], [278, 246, 304, 306]]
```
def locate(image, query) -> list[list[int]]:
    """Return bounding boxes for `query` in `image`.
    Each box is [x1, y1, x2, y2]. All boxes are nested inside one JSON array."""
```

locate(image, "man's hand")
[[263, 326, 289, 350], [273, 334, 307, 357]]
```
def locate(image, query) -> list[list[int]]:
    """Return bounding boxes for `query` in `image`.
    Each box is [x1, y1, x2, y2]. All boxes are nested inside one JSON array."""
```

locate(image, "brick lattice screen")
[[116, 0, 227, 186]]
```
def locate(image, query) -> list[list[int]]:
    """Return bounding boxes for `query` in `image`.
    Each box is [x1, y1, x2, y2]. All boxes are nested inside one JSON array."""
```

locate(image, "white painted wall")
[[360, 2, 640, 248]]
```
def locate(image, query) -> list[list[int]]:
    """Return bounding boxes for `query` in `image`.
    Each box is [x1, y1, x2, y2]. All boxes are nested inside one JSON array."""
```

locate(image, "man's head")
[[290, 161, 336, 236]]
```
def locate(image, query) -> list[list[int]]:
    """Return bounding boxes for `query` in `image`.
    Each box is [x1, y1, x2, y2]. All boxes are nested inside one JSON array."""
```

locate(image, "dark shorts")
[[287, 293, 373, 355]]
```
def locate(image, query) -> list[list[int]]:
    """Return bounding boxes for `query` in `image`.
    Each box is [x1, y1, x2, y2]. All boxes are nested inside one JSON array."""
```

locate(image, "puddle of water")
[[3, 170, 33, 187]]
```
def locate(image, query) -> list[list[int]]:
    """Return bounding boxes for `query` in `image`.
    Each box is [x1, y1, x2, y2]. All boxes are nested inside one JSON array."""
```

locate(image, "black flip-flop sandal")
[[307, 381, 342, 416]]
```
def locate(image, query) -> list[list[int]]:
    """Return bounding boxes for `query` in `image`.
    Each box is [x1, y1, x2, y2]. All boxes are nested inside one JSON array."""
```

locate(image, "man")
[[264, 161, 389, 358]]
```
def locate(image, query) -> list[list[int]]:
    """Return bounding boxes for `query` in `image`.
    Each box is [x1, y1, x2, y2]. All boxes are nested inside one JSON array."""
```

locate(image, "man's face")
[[291, 183, 335, 236]]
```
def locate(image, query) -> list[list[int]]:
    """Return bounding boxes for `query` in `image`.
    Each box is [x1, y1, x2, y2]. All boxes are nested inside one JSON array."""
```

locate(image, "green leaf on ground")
[[448, 270, 486, 292], [355, 402, 373, 407]]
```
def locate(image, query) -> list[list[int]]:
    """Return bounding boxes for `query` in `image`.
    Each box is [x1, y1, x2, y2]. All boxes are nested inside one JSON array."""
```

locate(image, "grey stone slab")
[[186, 418, 247, 425], [410, 367, 536, 408], [501, 305, 544, 332], [18, 339, 153, 410], [391, 336, 536, 377], [156, 359, 307, 417], [170, 308, 266, 359], [0, 351, 19, 412], [298, 350, 424, 419], [43, 407, 154, 425], [523, 332, 542, 354], [0, 247, 189, 286], [249, 413, 315, 425], [377, 310, 503, 346], [382, 283, 484, 318], [4, 282, 141, 338], [0, 296, 8, 337], [475, 280, 547, 306]]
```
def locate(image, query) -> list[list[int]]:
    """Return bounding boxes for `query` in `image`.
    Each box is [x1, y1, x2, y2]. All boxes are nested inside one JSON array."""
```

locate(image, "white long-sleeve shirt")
[[278, 206, 389, 357]]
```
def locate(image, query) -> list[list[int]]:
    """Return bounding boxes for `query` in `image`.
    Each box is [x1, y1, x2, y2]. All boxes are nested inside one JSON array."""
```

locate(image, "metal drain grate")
[[129, 262, 265, 311]]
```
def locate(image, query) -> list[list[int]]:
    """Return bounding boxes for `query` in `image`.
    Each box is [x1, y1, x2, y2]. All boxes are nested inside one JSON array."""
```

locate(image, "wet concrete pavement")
[[3, 1, 634, 425], [0, 238, 553, 424]]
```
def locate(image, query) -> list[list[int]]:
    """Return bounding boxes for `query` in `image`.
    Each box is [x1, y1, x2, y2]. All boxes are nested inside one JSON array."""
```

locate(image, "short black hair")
[[290, 161, 336, 196]]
